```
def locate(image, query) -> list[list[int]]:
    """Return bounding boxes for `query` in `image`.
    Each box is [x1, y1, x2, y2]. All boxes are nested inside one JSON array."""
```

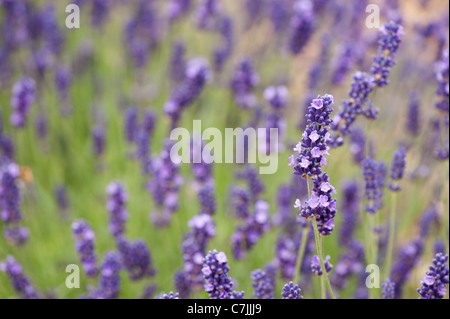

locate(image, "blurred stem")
[[312, 218, 336, 299], [293, 177, 312, 285], [384, 191, 397, 280]]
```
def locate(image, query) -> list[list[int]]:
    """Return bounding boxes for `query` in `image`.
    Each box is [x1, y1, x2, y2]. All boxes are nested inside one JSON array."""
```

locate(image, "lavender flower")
[[332, 44, 354, 85], [349, 126, 368, 165], [230, 58, 260, 109], [245, 0, 264, 27], [281, 281, 303, 299], [330, 241, 365, 290], [106, 182, 129, 238], [3, 227, 29, 246], [202, 250, 235, 299], [251, 268, 275, 299], [180, 214, 216, 292], [406, 92, 421, 138], [199, 186, 216, 216], [0, 256, 39, 299], [158, 291, 180, 299], [269, 0, 289, 33], [136, 110, 156, 174], [290, 95, 334, 178], [195, 0, 222, 31], [391, 239, 423, 298], [116, 238, 155, 281], [148, 140, 183, 227], [72, 220, 98, 278], [231, 187, 250, 220], [382, 279, 395, 299], [417, 253, 449, 299], [434, 241, 446, 255], [311, 255, 333, 276], [435, 49, 449, 113], [96, 252, 122, 299], [165, 58, 211, 127], [362, 158, 387, 214], [166, 0, 191, 23], [0, 162, 21, 223], [288, 0, 315, 55], [236, 165, 265, 202], [10, 77, 36, 128], [213, 15, 234, 73], [170, 42, 187, 86], [55, 66, 72, 104], [54, 185, 69, 213], [123, 106, 138, 143], [338, 181, 360, 246], [92, 126, 106, 160], [370, 21, 404, 87], [388, 147, 406, 192], [232, 200, 270, 259]]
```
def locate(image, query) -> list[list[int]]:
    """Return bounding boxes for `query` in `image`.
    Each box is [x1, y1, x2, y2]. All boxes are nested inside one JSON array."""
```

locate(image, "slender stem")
[[312, 218, 336, 299], [293, 178, 313, 285], [293, 226, 310, 285], [384, 192, 397, 280]]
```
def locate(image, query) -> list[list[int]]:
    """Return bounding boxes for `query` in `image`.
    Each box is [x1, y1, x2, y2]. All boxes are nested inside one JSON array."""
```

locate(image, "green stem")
[[293, 178, 313, 285], [312, 218, 336, 299], [384, 192, 397, 280]]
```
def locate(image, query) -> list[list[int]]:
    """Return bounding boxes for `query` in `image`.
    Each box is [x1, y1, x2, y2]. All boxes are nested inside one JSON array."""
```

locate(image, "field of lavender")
[[0, 0, 449, 300]]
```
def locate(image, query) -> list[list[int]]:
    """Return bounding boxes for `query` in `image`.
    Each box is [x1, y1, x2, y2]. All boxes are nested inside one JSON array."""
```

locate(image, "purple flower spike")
[[0, 162, 21, 224], [382, 279, 395, 299], [0, 256, 39, 299], [10, 77, 36, 128], [116, 238, 155, 281], [202, 250, 240, 299], [311, 255, 333, 276], [106, 182, 129, 238], [72, 220, 98, 278], [230, 58, 260, 109], [418, 253, 449, 299], [288, 0, 315, 55], [95, 252, 122, 299], [388, 147, 406, 192], [251, 268, 275, 299], [3, 227, 29, 246], [281, 281, 303, 299]]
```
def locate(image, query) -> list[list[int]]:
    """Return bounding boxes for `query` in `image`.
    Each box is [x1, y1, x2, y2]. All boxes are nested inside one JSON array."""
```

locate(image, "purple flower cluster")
[[166, 0, 192, 24], [290, 95, 334, 178], [251, 268, 275, 299], [92, 125, 106, 160], [0, 162, 21, 223], [231, 200, 270, 260], [202, 250, 243, 299], [288, 0, 315, 55], [338, 181, 360, 246], [148, 140, 183, 227], [165, 58, 211, 127], [158, 291, 180, 299], [262, 86, 288, 154], [362, 157, 387, 214], [170, 42, 187, 86], [10, 77, 36, 128], [406, 92, 421, 138], [116, 238, 155, 281], [0, 256, 39, 299], [330, 241, 365, 291], [297, 173, 337, 236], [388, 147, 406, 192], [230, 58, 260, 109], [214, 16, 234, 73], [72, 220, 98, 278], [95, 252, 122, 299], [236, 165, 265, 202], [106, 182, 129, 238], [179, 214, 216, 295], [417, 253, 449, 299], [195, 0, 222, 31], [434, 49, 449, 160], [198, 186, 216, 216], [311, 255, 333, 276], [281, 281, 303, 299], [230, 187, 250, 219], [3, 227, 29, 246], [124, 0, 159, 69], [382, 278, 395, 299], [391, 239, 423, 298], [370, 21, 404, 87]]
